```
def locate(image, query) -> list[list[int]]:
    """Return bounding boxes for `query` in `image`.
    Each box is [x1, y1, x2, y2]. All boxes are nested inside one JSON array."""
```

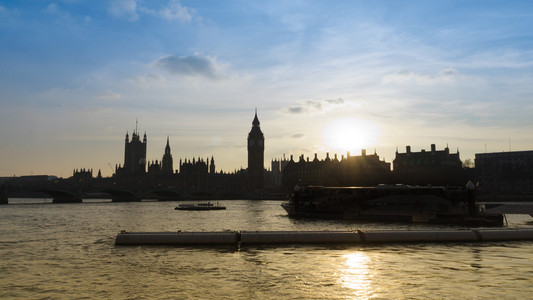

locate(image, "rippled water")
[[1, 200, 533, 299]]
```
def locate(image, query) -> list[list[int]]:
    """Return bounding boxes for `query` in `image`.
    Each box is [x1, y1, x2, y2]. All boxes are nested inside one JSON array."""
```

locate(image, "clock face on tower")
[[249, 140, 254, 146], [259, 140, 263, 146]]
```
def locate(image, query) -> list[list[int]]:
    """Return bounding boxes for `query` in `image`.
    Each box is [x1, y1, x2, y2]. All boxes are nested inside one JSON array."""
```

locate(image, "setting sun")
[[322, 118, 380, 154]]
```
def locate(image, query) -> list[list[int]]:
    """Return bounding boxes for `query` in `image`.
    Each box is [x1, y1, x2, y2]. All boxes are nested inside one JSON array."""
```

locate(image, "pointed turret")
[[161, 136, 173, 175], [210, 156, 215, 174], [165, 136, 171, 155], [252, 108, 260, 127]]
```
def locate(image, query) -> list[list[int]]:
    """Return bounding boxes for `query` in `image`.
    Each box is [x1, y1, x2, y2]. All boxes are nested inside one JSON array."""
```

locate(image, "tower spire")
[[165, 136, 171, 154], [252, 109, 260, 127]]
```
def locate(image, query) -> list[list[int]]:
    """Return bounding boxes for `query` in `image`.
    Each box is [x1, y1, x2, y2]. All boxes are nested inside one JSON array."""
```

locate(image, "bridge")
[[0, 178, 260, 204]]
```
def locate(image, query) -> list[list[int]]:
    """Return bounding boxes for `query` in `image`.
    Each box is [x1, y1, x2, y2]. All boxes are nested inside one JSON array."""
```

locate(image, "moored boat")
[[281, 184, 504, 227], [175, 202, 226, 211]]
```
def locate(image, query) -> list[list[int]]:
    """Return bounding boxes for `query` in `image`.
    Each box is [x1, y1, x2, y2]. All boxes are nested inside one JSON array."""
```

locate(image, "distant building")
[[121, 128, 147, 175], [282, 149, 391, 189], [247, 110, 265, 191], [72, 168, 93, 181], [71, 168, 94, 188], [475, 151, 533, 196], [179, 157, 210, 189], [393, 144, 465, 185], [147, 160, 162, 176], [270, 158, 282, 188]]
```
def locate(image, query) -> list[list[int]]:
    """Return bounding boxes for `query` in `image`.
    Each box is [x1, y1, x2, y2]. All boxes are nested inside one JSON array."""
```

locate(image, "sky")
[[1, 0, 533, 177]]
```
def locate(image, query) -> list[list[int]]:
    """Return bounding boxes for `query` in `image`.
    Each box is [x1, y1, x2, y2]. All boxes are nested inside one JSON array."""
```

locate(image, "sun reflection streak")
[[338, 252, 374, 299]]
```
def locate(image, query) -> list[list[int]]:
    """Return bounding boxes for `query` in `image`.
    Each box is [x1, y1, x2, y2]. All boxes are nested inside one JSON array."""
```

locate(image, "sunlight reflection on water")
[[339, 252, 373, 299]]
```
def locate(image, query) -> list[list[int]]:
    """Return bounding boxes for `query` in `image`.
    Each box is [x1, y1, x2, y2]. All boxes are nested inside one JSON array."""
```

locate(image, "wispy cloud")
[[282, 98, 345, 114], [130, 73, 166, 88], [44, 3, 91, 25], [108, 0, 138, 21], [108, 0, 193, 22], [382, 68, 460, 84], [154, 54, 223, 79], [96, 90, 123, 101], [158, 0, 192, 22], [0, 4, 18, 17]]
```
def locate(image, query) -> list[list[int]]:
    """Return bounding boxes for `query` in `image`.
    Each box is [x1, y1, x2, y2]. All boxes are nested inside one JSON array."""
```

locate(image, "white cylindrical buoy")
[[115, 231, 238, 245], [362, 230, 479, 243], [478, 228, 533, 241], [240, 231, 361, 244], [114, 228, 533, 246]]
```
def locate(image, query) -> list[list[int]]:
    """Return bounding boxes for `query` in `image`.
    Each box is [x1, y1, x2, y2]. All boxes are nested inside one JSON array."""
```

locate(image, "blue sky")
[[1, 0, 533, 177]]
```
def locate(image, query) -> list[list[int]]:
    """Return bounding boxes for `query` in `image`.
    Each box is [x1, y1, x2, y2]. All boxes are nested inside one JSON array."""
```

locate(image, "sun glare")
[[338, 252, 373, 297], [322, 118, 380, 154]]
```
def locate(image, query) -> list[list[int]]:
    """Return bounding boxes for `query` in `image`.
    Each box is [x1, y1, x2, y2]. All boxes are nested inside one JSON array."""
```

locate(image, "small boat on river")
[[281, 184, 504, 227], [175, 202, 226, 211]]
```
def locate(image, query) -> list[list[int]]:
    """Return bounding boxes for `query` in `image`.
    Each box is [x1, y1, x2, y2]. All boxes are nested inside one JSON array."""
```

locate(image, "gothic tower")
[[161, 136, 174, 175], [123, 125, 147, 175], [247, 110, 264, 190], [209, 156, 215, 174]]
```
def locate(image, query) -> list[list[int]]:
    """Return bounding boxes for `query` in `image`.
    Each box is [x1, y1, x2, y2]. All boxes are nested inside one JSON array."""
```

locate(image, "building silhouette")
[[112, 121, 251, 195], [393, 144, 465, 185], [121, 127, 147, 175], [57, 113, 525, 199], [161, 136, 174, 175], [281, 150, 391, 188], [179, 157, 211, 189], [247, 110, 265, 191], [270, 155, 290, 188], [476, 151, 533, 196], [17, 110, 533, 200]]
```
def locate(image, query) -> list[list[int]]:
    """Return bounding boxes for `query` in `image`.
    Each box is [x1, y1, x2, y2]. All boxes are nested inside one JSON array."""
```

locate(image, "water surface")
[[1, 200, 533, 299]]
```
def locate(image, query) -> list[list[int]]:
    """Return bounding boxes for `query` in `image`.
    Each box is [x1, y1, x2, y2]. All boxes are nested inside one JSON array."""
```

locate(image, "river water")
[[1, 200, 533, 299]]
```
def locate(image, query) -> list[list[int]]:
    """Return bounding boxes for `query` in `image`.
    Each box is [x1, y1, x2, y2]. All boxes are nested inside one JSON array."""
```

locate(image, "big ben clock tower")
[[247, 110, 264, 191]]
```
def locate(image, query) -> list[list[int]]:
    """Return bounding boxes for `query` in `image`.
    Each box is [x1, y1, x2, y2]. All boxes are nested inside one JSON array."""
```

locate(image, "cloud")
[[159, 0, 192, 22], [96, 90, 123, 100], [0, 5, 12, 16], [108, 0, 138, 21], [43, 3, 91, 25], [108, 0, 192, 22], [130, 73, 166, 88], [382, 68, 459, 84], [154, 54, 222, 79], [44, 3, 60, 14], [282, 98, 345, 114]]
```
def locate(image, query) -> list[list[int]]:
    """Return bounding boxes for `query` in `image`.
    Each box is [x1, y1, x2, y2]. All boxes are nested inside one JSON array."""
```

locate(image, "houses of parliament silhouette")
[[84, 110, 468, 195], [4, 109, 533, 202], [109, 111, 267, 194]]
